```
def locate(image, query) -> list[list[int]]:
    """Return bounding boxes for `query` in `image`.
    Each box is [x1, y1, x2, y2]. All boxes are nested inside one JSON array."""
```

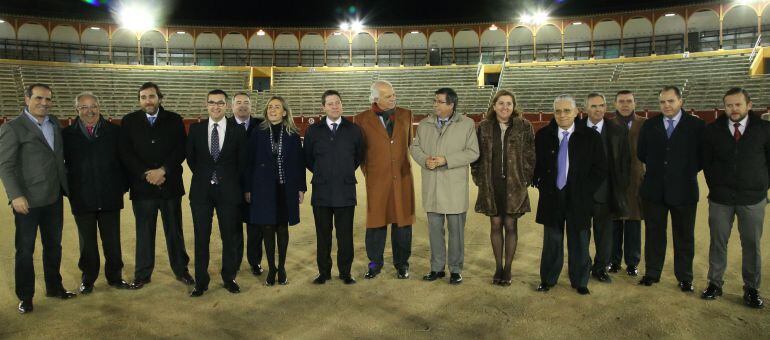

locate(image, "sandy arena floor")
[[0, 160, 768, 338]]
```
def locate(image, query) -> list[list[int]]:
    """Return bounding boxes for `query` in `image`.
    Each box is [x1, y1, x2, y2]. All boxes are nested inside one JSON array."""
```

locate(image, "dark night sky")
[[0, 0, 714, 27]]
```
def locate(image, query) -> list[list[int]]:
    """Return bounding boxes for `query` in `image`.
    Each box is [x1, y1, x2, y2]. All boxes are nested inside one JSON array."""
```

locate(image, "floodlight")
[[340, 22, 351, 30], [410, 30, 419, 34], [664, 13, 676, 17], [256, 29, 266, 36], [333, 32, 342, 36], [572, 21, 582, 25], [0, 19, 5, 24], [489, 24, 498, 31], [351, 20, 363, 32], [117, 3, 156, 32], [90, 26, 101, 30]]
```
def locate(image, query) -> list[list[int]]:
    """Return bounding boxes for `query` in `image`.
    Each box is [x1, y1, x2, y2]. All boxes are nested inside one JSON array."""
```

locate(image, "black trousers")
[[590, 202, 613, 273], [365, 224, 412, 271], [132, 197, 190, 281], [235, 221, 263, 271], [611, 219, 642, 267], [313, 205, 355, 278], [539, 190, 591, 288], [73, 210, 124, 285], [15, 198, 64, 301], [190, 184, 240, 289], [643, 200, 697, 282]]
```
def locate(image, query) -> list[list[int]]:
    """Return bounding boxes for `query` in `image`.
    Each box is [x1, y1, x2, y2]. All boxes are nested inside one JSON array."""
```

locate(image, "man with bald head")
[[354, 80, 416, 280], [533, 94, 606, 295]]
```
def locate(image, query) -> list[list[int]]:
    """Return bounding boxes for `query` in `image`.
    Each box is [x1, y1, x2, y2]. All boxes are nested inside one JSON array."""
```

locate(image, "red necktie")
[[734, 123, 741, 142], [86, 125, 94, 136]]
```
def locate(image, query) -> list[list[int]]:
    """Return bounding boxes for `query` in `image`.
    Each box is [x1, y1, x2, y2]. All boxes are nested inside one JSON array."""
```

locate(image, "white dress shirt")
[[728, 114, 749, 136], [587, 118, 604, 134], [327, 116, 342, 132]]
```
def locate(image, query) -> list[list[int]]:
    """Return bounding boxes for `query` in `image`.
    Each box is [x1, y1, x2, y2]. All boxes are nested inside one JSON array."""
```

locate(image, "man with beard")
[[119, 82, 193, 288]]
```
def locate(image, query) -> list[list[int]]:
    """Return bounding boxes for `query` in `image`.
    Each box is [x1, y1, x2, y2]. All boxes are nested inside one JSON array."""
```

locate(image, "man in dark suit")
[[701, 88, 769, 308], [582, 93, 630, 283], [0, 83, 75, 314], [186, 90, 247, 297], [119, 82, 193, 288], [637, 85, 705, 292], [228, 92, 265, 277], [609, 90, 645, 277], [534, 94, 606, 295], [304, 90, 364, 285], [63, 92, 134, 294]]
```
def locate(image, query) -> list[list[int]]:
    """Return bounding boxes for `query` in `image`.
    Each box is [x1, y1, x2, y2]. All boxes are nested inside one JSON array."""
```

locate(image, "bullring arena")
[[0, 0, 770, 338]]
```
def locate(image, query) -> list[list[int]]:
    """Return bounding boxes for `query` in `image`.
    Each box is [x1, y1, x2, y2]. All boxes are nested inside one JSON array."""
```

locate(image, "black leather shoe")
[[397, 267, 409, 279], [312, 275, 329, 284], [18, 300, 33, 314], [224, 280, 240, 294], [79, 282, 94, 294], [364, 268, 380, 279], [638, 276, 659, 286], [744, 288, 765, 309], [701, 284, 723, 300], [679, 281, 694, 292], [340, 276, 357, 285], [422, 271, 446, 281], [251, 265, 264, 276], [277, 267, 288, 285], [536, 283, 551, 292], [46, 289, 77, 299], [607, 263, 621, 273], [189, 287, 207, 297], [131, 278, 151, 289], [108, 280, 136, 290], [265, 269, 276, 286], [176, 272, 195, 286], [576, 286, 591, 295], [592, 270, 612, 283], [449, 273, 463, 285], [626, 265, 639, 277]]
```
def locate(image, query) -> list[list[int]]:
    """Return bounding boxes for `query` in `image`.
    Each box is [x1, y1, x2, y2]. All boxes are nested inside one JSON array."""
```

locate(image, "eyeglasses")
[[77, 105, 99, 111], [207, 101, 226, 107]]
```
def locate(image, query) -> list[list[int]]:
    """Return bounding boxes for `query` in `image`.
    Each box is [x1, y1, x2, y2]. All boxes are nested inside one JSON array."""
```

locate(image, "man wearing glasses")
[[186, 90, 247, 297], [63, 92, 135, 295]]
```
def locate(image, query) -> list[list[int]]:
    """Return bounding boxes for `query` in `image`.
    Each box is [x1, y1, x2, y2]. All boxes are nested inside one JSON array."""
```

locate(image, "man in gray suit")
[[0, 83, 75, 314]]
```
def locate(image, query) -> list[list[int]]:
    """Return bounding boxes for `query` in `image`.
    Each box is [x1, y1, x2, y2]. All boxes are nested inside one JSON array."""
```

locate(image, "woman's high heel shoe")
[[493, 268, 503, 285]]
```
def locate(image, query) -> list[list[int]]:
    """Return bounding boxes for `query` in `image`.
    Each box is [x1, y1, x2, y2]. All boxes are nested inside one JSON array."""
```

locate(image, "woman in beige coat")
[[471, 90, 535, 285]]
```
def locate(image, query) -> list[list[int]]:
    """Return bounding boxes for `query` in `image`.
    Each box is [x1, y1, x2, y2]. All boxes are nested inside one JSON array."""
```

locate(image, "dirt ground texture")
[[0, 161, 769, 339]]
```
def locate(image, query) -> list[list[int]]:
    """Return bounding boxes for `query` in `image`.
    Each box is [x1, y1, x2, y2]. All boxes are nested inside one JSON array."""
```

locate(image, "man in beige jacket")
[[410, 88, 479, 285]]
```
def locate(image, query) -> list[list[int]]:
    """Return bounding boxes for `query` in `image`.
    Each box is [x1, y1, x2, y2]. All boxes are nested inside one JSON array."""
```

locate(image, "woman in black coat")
[[245, 96, 306, 286]]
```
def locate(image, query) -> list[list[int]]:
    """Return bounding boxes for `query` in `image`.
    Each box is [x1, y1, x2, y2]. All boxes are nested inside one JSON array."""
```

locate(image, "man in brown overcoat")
[[609, 90, 646, 277], [354, 80, 415, 280]]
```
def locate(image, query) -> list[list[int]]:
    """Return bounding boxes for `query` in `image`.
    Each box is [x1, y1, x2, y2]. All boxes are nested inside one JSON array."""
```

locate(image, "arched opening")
[[687, 9, 720, 51], [140, 30, 165, 65], [222, 32, 247, 66], [325, 33, 349, 67], [480, 27, 506, 64], [654, 14, 685, 54], [111, 29, 139, 64], [50, 25, 82, 63], [274, 33, 299, 66], [535, 24, 561, 61], [593, 20, 621, 59], [377, 32, 401, 66], [248, 33, 273, 66], [168, 31, 194, 65], [402, 31, 427, 66], [622, 17, 653, 57], [454, 29, 479, 64], [300, 33, 324, 66], [352, 32, 375, 66], [428, 30, 452, 65], [563, 22, 591, 60], [18, 23, 50, 61], [508, 26, 533, 63], [81, 27, 109, 63], [722, 5, 759, 49], [195, 32, 221, 66]]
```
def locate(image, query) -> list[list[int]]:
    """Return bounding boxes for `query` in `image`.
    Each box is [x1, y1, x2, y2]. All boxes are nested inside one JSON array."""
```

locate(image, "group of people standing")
[[0, 79, 767, 315]]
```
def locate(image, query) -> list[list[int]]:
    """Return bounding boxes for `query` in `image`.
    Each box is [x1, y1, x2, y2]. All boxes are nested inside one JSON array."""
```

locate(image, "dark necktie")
[[211, 123, 220, 184], [591, 125, 598, 131], [331, 122, 338, 135], [86, 125, 94, 136], [241, 122, 247, 131], [666, 119, 675, 139], [148, 116, 156, 126], [734, 122, 742, 141]]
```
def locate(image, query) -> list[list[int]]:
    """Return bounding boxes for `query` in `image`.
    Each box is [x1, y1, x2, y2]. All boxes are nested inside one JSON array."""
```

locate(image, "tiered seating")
[[0, 64, 21, 116], [270, 66, 494, 116], [500, 52, 768, 112], [5, 64, 250, 118]]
